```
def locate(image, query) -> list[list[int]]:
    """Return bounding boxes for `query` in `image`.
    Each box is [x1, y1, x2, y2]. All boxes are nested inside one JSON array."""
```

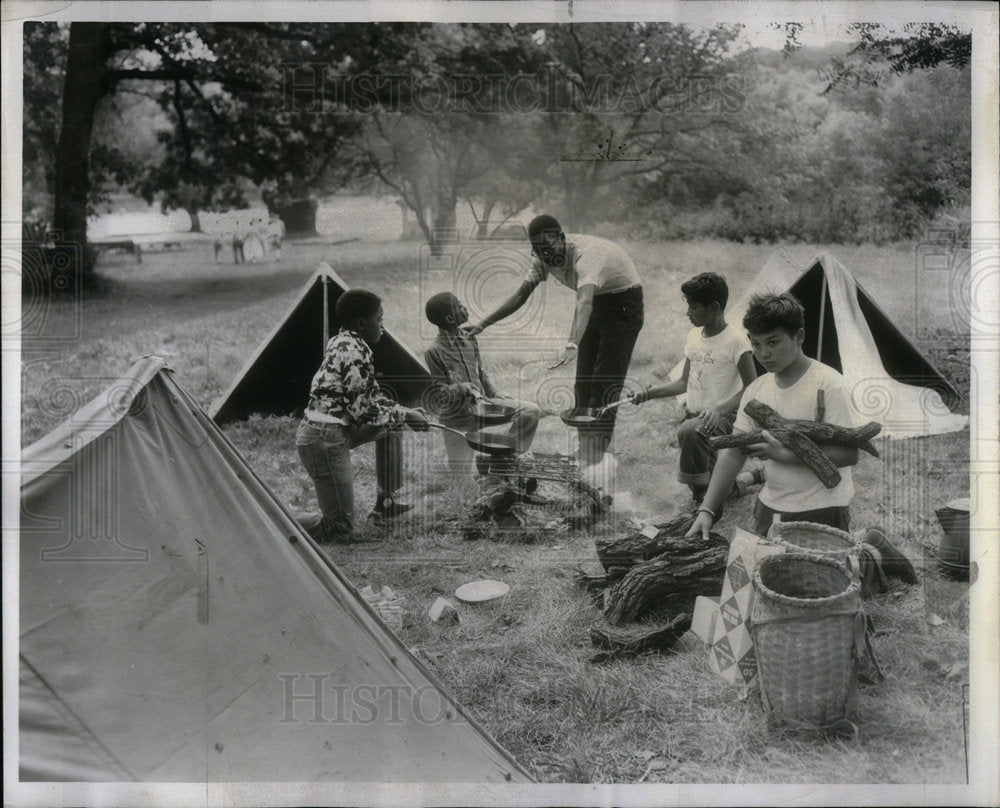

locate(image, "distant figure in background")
[[232, 224, 245, 264], [266, 214, 286, 261], [213, 237, 223, 263], [244, 226, 265, 262]]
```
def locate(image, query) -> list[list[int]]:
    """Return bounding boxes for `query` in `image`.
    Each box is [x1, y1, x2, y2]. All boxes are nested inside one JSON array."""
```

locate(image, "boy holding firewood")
[[688, 291, 919, 589], [687, 292, 861, 539], [633, 272, 757, 504]]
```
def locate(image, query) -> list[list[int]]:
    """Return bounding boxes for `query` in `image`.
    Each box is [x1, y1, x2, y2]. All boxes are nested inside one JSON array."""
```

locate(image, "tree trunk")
[[276, 198, 317, 236], [429, 194, 457, 257], [477, 198, 497, 239], [52, 22, 105, 291], [186, 206, 202, 233]]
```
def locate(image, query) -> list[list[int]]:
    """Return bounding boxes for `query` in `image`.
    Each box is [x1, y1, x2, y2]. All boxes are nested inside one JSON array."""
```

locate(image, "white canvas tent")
[[671, 251, 967, 438], [19, 356, 531, 783]]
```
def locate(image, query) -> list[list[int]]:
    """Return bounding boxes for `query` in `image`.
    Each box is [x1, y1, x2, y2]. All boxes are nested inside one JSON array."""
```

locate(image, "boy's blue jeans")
[[296, 418, 402, 541]]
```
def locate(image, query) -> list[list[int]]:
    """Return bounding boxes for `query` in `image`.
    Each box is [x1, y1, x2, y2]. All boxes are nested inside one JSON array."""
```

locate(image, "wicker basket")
[[770, 520, 861, 567], [750, 554, 863, 728]]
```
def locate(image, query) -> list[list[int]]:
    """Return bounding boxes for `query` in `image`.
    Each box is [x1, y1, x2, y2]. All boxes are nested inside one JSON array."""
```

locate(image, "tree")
[[23, 23, 68, 223], [513, 23, 747, 229], [349, 24, 544, 251], [775, 22, 972, 92], [30, 21, 364, 286], [51, 22, 105, 284]]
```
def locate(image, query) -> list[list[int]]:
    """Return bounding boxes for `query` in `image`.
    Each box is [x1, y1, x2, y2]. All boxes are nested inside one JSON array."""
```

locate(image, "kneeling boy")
[[296, 289, 429, 543], [424, 291, 541, 474]]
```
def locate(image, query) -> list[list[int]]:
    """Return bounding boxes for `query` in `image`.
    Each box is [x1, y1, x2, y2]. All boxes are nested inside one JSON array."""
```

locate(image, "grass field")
[[20, 236, 973, 784]]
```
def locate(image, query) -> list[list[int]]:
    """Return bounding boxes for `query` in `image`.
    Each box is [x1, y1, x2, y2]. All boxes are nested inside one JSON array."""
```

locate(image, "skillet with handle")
[[426, 421, 518, 456], [558, 394, 635, 428]]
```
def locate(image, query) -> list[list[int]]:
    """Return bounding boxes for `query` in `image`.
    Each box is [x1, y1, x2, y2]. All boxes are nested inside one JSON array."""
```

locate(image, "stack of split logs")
[[709, 398, 882, 487], [580, 509, 729, 660]]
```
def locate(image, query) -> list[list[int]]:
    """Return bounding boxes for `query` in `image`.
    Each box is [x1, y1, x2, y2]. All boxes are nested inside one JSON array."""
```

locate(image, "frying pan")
[[470, 400, 516, 426], [558, 395, 635, 428], [427, 422, 518, 456]]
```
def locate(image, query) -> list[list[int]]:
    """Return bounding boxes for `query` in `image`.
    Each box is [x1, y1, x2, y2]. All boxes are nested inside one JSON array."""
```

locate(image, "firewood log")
[[602, 541, 728, 625], [594, 518, 724, 578], [703, 399, 855, 488], [589, 612, 692, 658], [710, 420, 881, 457]]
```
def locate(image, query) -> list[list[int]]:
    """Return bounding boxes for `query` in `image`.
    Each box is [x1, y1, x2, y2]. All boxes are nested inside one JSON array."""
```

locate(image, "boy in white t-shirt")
[[687, 292, 861, 539], [633, 272, 757, 503]]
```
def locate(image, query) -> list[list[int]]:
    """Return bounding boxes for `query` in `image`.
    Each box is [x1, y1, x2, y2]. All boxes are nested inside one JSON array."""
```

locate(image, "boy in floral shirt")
[[296, 289, 428, 543]]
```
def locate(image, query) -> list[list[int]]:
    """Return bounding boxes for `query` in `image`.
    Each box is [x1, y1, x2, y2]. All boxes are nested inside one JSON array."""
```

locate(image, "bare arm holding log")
[[687, 394, 876, 539], [710, 418, 881, 457], [724, 398, 869, 488]]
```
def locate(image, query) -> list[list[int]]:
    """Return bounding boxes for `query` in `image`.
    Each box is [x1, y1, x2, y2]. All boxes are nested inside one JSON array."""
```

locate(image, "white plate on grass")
[[455, 580, 510, 603]]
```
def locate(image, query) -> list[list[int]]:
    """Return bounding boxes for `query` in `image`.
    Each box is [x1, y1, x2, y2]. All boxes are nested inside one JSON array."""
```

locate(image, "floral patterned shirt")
[[306, 329, 400, 426]]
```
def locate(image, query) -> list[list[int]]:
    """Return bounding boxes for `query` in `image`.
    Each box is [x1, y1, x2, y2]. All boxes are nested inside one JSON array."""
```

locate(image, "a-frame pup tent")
[[671, 251, 967, 438], [211, 263, 431, 424], [19, 357, 531, 783]]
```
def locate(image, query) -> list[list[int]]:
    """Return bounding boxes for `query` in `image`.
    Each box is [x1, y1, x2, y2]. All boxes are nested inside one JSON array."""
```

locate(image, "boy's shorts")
[[752, 498, 850, 537]]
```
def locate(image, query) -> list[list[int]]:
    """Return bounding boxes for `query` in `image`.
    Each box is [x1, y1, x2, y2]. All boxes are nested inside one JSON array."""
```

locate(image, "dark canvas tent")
[[19, 357, 531, 783], [211, 263, 431, 424], [670, 252, 967, 438]]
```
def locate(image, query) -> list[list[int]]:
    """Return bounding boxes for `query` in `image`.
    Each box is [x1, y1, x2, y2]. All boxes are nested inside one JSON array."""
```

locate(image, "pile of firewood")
[[579, 508, 729, 660], [463, 473, 603, 541], [710, 399, 882, 488]]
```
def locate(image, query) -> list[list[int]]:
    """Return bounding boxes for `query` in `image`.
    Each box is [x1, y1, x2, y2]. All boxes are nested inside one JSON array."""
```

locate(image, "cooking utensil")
[[559, 407, 599, 427], [470, 400, 516, 426], [426, 422, 518, 456], [558, 395, 635, 427], [594, 395, 634, 416]]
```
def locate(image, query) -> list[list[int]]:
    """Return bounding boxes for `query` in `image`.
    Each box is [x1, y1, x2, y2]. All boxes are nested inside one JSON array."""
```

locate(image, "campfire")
[[462, 453, 606, 540]]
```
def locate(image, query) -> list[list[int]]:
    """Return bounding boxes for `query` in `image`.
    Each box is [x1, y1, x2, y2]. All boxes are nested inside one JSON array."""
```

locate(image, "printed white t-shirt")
[[684, 324, 752, 413], [525, 234, 640, 295], [733, 359, 859, 512]]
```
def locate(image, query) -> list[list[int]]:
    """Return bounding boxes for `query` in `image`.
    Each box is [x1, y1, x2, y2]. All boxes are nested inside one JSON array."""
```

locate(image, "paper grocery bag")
[[708, 527, 784, 693]]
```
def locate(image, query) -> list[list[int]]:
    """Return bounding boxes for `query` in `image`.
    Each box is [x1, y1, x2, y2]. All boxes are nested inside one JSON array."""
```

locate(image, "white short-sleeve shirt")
[[525, 234, 640, 294], [733, 359, 859, 512], [684, 324, 752, 414]]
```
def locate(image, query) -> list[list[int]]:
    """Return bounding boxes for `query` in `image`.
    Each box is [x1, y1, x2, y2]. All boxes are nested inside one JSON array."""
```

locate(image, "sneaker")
[[368, 498, 415, 521], [859, 527, 919, 585]]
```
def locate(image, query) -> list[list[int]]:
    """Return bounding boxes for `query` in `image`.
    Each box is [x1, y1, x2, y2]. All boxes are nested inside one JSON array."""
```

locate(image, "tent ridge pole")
[[817, 270, 828, 363], [322, 275, 329, 348]]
